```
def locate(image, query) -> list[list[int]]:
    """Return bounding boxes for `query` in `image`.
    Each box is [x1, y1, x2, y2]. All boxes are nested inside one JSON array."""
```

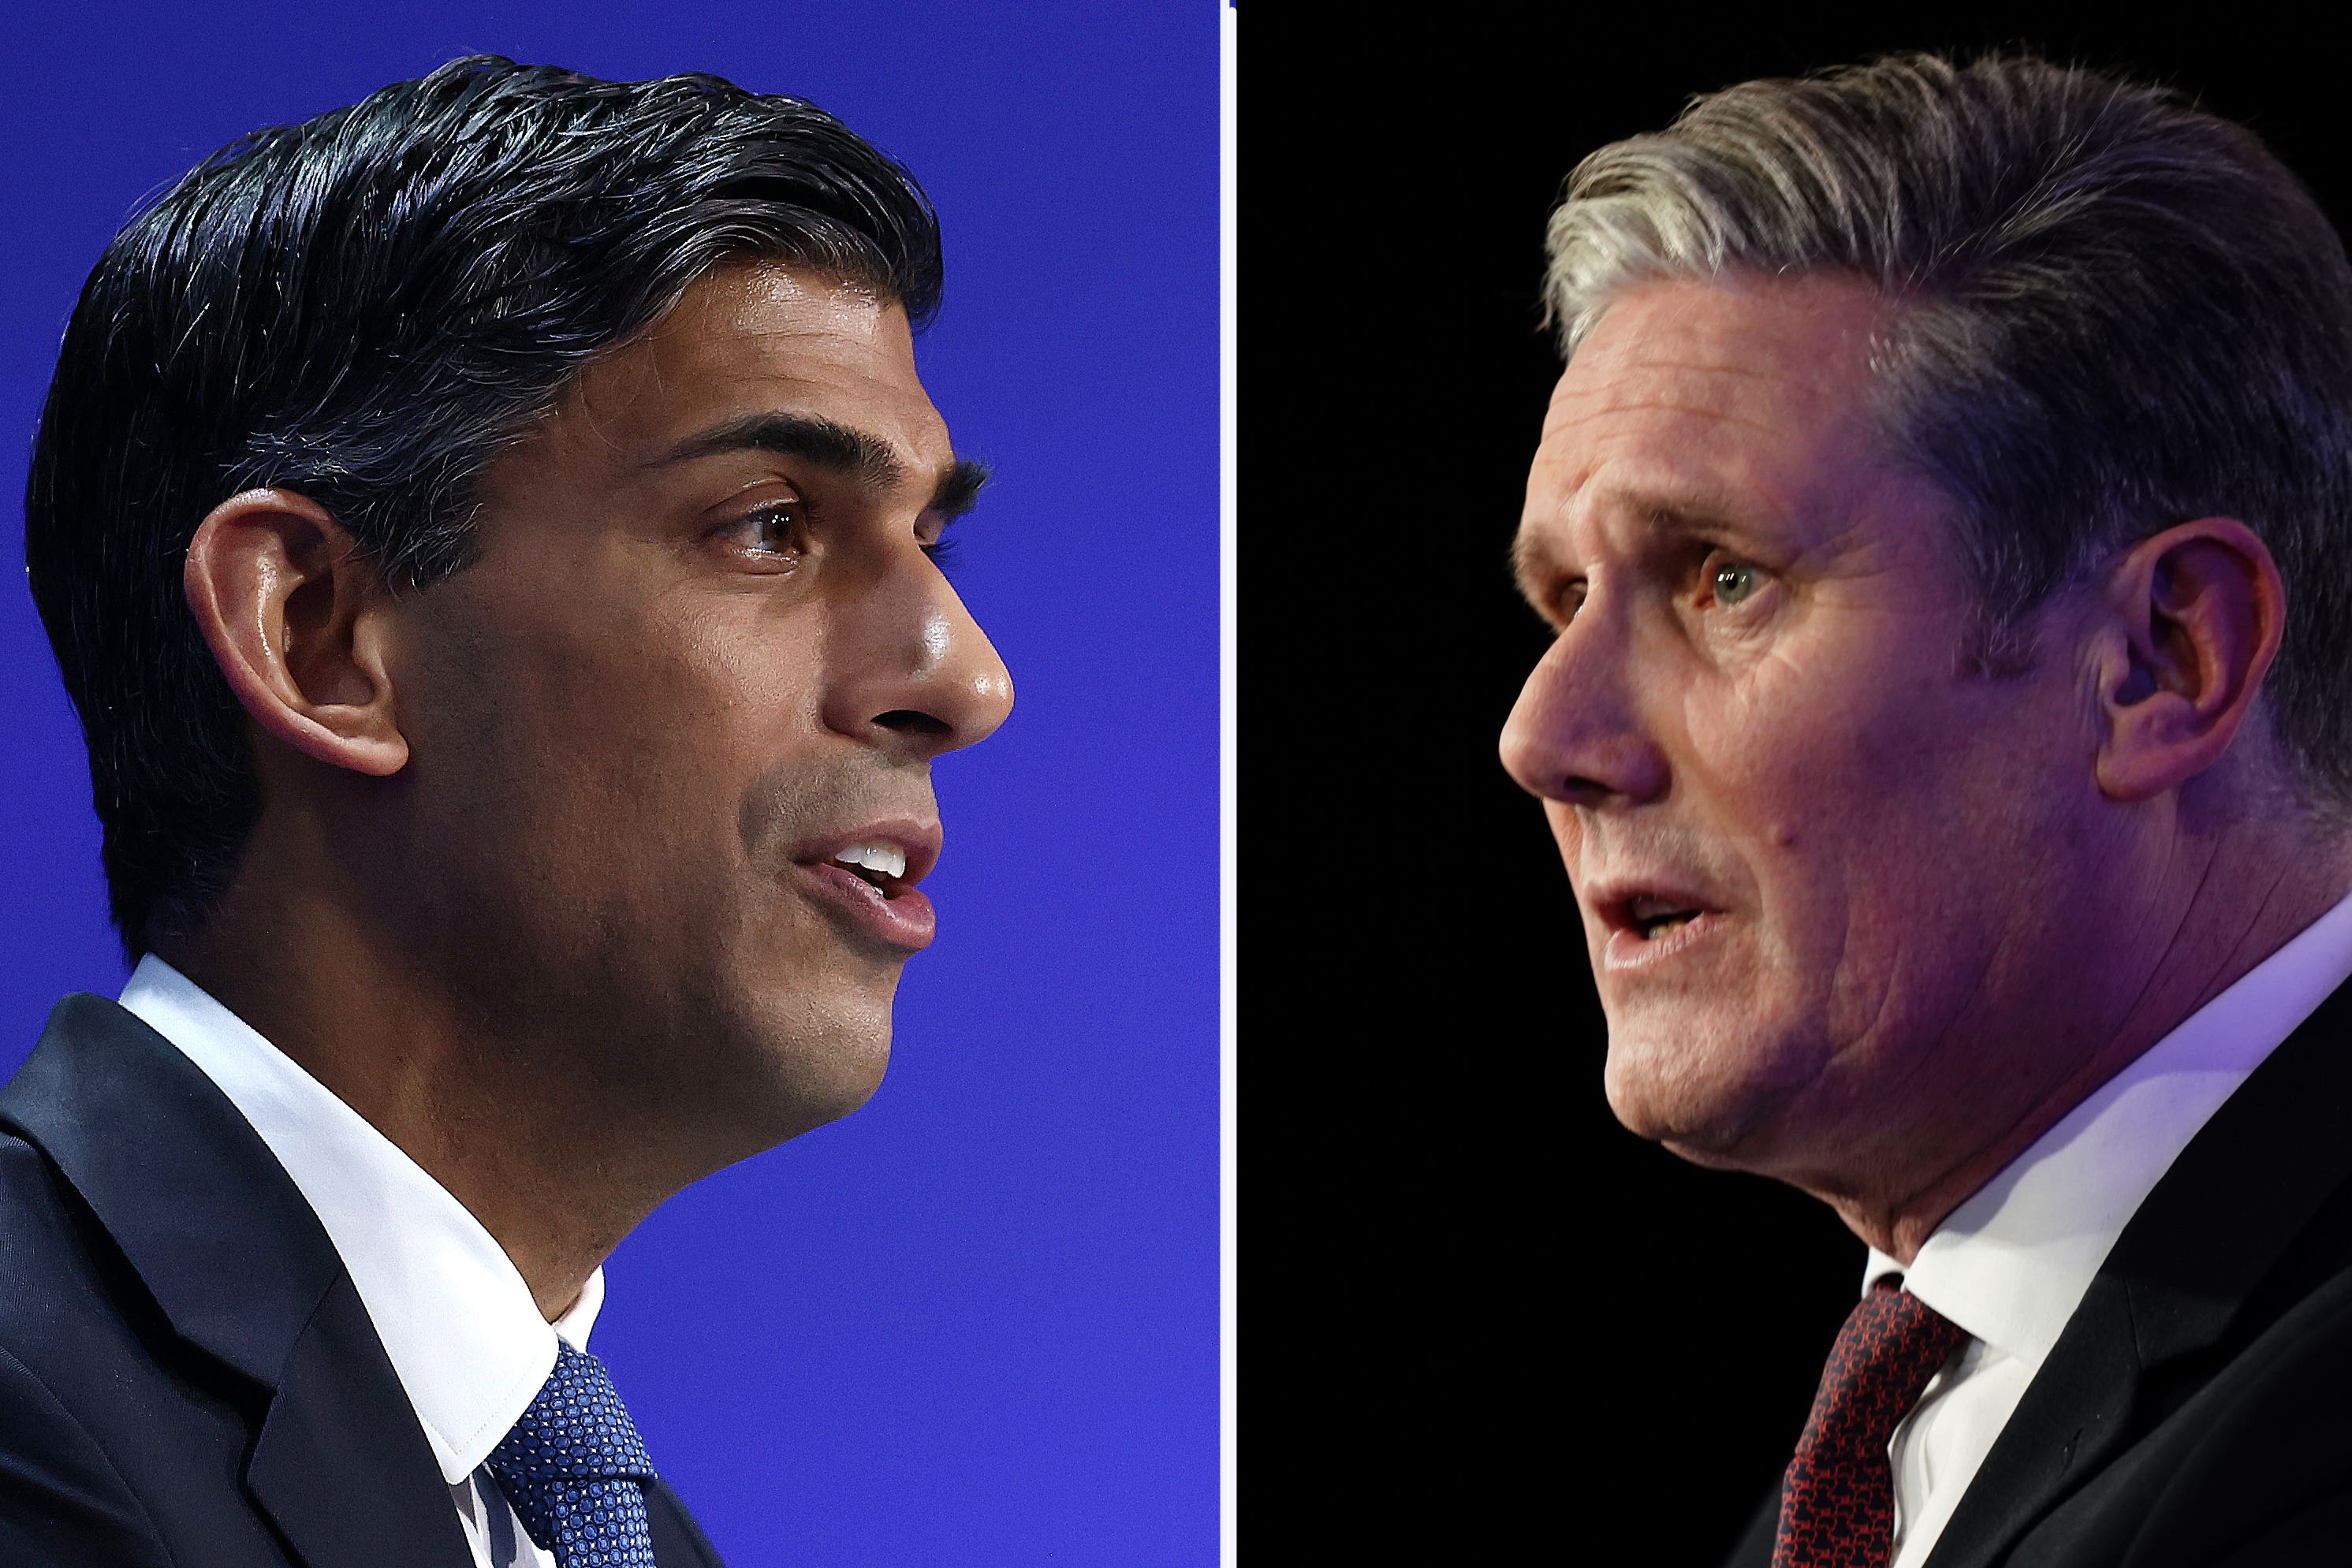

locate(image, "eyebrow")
[[656, 411, 990, 518], [1511, 494, 1754, 608], [1511, 531, 1562, 609]]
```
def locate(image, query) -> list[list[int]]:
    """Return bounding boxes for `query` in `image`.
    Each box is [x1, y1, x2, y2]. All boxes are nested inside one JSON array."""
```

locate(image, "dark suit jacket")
[[1724, 975, 2352, 1568], [0, 993, 726, 1567]]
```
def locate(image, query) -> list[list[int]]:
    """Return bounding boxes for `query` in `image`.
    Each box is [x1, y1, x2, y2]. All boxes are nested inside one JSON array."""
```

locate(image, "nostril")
[[1556, 774, 1616, 809], [874, 709, 952, 738]]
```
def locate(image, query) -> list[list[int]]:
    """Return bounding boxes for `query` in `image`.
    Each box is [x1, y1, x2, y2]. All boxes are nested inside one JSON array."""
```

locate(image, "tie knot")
[[486, 1343, 660, 1567], [493, 1342, 655, 1485], [1772, 1277, 1970, 1568], [1817, 1278, 1970, 1429]]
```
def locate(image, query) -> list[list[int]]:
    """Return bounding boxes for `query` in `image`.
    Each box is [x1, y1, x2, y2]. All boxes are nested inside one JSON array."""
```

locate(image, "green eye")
[[1713, 561, 1757, 605]]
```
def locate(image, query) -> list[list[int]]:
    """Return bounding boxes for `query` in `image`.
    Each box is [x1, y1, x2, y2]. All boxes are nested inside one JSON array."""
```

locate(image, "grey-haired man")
[[1504, 53, 2352, 1568]]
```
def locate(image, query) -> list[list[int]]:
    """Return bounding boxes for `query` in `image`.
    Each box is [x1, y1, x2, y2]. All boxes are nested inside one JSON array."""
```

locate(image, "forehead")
[[554, 260, 952, 469], [1521, 272, 1898, 553]]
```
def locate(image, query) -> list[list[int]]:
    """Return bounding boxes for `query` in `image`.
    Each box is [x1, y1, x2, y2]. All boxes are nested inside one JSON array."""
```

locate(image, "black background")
[[1242, 6, 2352, 1561]]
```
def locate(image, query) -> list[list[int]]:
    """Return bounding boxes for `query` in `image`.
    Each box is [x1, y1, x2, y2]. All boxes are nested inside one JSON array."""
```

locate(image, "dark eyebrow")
[[929, 456, 989, 521], [659, 411, 905, 485], [654, 411, 990, 519]]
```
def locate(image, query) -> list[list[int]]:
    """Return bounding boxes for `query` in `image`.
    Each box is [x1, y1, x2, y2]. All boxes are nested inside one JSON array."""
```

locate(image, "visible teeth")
[[1622, 892, 1702, 937], [832, 844, 908, 880]]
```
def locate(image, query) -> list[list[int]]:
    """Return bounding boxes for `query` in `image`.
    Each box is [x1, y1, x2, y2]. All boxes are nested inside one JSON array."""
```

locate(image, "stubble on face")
[[1504, 272, 2121, 1199]]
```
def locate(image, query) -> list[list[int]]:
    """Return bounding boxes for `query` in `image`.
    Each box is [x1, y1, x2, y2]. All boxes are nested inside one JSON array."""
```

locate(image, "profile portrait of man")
[[0, 53, 1017, 1565], [1502, 50, 2352, 1567]]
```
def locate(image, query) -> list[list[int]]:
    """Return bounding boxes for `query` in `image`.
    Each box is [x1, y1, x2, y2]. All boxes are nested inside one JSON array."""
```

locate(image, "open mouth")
[[1619, 893, 1705, 940], [829, 843, 910, 898], [794, 821, 941, 951]]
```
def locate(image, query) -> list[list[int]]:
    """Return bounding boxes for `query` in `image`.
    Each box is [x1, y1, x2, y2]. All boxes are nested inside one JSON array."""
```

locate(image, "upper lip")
[[796, 818, 943, 887], [1582, 876, 1724, 933]]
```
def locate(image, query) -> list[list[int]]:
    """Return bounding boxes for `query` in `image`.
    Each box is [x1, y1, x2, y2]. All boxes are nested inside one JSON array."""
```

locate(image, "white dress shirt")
[[120, 955, 604, 1568], [1865, 885, 2352, 1567]]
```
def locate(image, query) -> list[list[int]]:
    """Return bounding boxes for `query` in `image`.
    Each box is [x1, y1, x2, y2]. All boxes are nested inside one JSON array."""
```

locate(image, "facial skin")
[[1500, 270, 2351, 1260], [172, 261, 1012, 1313]]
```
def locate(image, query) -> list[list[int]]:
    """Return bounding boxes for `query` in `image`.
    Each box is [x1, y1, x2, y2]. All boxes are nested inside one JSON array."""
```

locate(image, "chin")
[[735, 981, 897, 1139], [1600, 1013, 1814, 1168], [803, 1034, 893, 1126]]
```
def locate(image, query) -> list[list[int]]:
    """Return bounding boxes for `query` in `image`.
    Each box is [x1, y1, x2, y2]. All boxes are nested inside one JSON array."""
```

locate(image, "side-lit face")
[[374, 262, 1012, 1154], [1500, 273, 2115, 1190]]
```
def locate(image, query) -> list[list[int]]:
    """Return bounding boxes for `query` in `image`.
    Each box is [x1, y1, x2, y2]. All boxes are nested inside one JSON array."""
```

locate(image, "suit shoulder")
[[0, 1129, 95, 1321], [0, 1338, 170, 1566], [0, 1126, 288, 1565], [2115, 1268, 2352, 1565], [0, 1129, 136, 1351], [0, 1130, 206, 1475]]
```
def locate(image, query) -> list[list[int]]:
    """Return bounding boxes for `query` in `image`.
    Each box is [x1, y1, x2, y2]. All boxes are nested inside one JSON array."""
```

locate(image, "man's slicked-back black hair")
[[25, 55, 945, 957]]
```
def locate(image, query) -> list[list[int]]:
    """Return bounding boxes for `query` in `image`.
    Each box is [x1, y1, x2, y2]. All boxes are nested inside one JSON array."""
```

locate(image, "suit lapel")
[[0, 994, 472, 1568], [247, 1272, 475, 1568], [1923, 975, 2352, 1568], [645, 1476, 730, 1567], [1917, 1278, 2141, 1568]]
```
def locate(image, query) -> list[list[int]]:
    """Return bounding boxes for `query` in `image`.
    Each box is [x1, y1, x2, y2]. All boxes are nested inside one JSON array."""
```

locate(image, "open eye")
[[1703, 553, 1761, 607], [712, 500, 806, 565]]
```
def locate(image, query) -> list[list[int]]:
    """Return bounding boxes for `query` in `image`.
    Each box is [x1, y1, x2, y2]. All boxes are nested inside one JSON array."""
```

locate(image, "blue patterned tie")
[[486, 1341, 660, 1567]]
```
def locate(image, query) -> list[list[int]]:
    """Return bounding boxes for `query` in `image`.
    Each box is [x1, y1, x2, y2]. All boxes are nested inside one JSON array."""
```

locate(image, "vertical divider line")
[[1217, 3, 1239, 1564]]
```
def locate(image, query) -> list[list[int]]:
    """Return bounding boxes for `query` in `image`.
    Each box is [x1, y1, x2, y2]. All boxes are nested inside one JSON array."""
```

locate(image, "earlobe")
[[2093, 520, 2284, 802], [182, 490, 410, 778]]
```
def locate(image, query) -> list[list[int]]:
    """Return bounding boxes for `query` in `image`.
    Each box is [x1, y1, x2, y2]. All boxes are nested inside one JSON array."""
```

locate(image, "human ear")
[[181, 489, 410, 777], [2092, 517, 2284, 802]]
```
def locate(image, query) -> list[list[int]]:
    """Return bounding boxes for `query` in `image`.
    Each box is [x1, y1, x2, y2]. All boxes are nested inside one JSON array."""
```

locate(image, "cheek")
[[412, 583, 812, 873], [1674, 659, 1830, 847], [1684, 647, 2072, 1045], [678, 598, 828, 736], [498, 579, 825, 791], [1674, 650, 1972, 963]]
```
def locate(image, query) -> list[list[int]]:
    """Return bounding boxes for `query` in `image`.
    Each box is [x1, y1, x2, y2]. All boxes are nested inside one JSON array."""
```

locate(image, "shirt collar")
[[1862, 883, 2352, 1371], [119, 955, 603, 1484]]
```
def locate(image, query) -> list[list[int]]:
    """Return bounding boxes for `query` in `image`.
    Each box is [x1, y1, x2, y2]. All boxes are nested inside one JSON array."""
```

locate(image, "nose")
[[1498, 605, 1668, 808], [823, 551, 1015, 761]]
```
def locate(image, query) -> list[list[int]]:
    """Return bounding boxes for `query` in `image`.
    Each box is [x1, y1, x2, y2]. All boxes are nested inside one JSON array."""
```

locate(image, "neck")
[[156, 875, 669, 1321], [1831, 810, 2352, 1266]]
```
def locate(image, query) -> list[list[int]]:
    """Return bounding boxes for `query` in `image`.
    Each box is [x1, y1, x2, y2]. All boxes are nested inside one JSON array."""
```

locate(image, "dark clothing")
[[1727, 977, 2352, 1568], [0, 994, 725, 1567]]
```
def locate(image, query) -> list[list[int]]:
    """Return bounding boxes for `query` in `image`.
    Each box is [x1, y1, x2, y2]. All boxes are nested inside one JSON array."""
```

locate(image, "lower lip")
[[1603, 910, 1723, 972], [799, 862, 937, 951]]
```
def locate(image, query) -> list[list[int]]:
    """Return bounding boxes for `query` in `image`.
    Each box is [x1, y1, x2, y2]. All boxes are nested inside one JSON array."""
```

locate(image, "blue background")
[[0, 4, 1219, 1562]]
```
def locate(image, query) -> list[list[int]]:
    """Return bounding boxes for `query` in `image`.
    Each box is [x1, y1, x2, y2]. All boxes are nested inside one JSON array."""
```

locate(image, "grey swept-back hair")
[[1545, 52, 2352, 806]]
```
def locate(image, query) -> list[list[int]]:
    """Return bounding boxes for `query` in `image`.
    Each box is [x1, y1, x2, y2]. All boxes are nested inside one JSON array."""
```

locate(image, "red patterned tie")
[[1772, 1276, 1969, 1568]]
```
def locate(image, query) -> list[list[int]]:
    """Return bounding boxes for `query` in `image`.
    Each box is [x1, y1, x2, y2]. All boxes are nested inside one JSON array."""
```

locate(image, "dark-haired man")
[[0, 57, 1010, 1567], [1504, 54, 2352, 1568]]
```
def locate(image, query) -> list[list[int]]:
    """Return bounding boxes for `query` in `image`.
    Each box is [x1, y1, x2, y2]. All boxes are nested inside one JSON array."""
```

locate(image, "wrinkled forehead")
[[1523, 273, 1899, 545]]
